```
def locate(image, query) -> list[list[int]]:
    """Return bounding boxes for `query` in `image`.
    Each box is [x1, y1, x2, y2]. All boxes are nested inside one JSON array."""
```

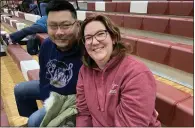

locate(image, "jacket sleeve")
[[76, 67, 93, 127], [114, 71, 156, 126]]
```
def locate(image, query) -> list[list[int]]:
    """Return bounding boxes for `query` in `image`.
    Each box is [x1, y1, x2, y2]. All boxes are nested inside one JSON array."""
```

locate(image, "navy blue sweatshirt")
[[39, 38, 83, 100]]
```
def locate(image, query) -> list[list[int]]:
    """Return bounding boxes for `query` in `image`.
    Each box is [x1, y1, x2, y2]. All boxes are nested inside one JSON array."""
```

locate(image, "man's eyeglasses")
[[48, 21, 76, 30], [82, 30, 108, 45]]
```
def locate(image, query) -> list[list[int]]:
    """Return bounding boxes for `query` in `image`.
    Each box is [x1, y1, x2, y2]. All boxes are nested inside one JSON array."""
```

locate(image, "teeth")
[[94, 47, 103, 52]]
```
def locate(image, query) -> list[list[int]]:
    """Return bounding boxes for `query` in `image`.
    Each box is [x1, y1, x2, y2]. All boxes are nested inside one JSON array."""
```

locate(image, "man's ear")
[[76, 21, 81, 28], [74, 21, 81, 39]]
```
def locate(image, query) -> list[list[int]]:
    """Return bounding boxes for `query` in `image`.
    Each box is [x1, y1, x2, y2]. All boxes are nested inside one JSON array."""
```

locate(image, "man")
[[30, 0, 51, 16], [4, 16, 47, 44], [16, 0, 34, 12], [14, 0, 82, 127]]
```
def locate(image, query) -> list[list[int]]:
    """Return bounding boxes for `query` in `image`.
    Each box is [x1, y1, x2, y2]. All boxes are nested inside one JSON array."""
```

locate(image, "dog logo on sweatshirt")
[[109, 83, 118, 94], [46, 59, 73, 88]]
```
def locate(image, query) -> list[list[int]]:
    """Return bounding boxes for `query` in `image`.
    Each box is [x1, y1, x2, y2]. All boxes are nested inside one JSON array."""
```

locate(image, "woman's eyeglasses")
[[82, 30, 108, 46]]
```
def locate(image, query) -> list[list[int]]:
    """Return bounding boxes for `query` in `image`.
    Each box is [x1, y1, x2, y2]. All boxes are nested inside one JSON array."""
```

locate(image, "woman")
[[76, 14, 161, 127]]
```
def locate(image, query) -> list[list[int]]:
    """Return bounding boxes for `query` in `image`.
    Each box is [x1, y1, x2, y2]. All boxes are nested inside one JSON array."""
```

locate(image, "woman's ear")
[[112, 36, 117, 45]]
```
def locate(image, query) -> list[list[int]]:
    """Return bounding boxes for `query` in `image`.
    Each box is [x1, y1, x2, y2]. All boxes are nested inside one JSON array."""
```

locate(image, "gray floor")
[[120, 27, 194, 45]]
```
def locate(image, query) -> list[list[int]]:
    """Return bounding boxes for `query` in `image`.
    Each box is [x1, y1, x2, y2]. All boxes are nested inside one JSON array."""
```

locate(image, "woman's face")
[[83, 21, 114, 66]]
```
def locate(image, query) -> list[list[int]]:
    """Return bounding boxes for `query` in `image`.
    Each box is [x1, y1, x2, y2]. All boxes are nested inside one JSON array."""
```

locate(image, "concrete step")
[[120, 27, 193, 46]]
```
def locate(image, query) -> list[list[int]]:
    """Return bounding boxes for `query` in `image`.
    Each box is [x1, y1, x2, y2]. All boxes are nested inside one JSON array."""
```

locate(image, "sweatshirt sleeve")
[[39, 39, 46, 86], [76, 67, 93, 127], [114, 71, 156, 126]]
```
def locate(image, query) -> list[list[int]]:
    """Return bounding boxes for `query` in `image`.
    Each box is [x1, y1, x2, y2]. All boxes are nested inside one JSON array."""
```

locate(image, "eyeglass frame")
[[82, 30, 108, 46], [47, 20, 77, 30]]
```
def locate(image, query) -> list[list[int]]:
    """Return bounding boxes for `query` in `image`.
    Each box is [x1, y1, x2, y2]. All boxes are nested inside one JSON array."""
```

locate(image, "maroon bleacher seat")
[[155, 81, 191, 126], [116, 2, 130, 13], [87, 2, 95, 11], [142, 16, 169, 33], [105, 2, 117, 12], [27, 69, 40, 81], [168, 18, 193, 38], [168, 44, 193, 74], [86, 1, 193, 16], [124, 15, 144, 29], [87, 11, 193, 38], [7, 45, 33, 70], [171, 96, 194, 127], [7, 45, 26, 54], [121, 35, 139, 54], [168, 1, 193, 16], [147, 1, 168, 15], [136, 38, 171, 64], [104, 13, 124, 27]]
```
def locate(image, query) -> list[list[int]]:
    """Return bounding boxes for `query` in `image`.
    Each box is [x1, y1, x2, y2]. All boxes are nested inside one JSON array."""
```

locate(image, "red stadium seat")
[[155, 81, 191, 126], [168, 44, 193, 74], [123, 14, 144, 29], [87, 2, 95, 11], [168, 18, 193, 38], [121, 35, 139, 54], [171, 96, 194, 127], [7, 45, 26, 54], [105, 2, 117, 12], [168, 1, 193, 16], [147, 1, 168, 15], [104, 13, 124, 27], [136, 38, 171, 64], [142, 16, 169, 33], [116, 2, 130, 13], [7, 45, 33, 70]]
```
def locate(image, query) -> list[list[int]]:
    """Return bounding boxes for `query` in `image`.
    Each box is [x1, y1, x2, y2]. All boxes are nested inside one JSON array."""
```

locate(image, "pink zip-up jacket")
[[76, 54, 161, 127]]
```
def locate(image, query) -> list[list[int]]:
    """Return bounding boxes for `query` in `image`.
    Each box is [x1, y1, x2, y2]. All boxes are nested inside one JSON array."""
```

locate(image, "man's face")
[[47, 10, 79, 51]]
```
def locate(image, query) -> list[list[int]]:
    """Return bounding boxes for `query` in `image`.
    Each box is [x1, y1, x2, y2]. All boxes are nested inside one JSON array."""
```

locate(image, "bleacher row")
[[1, 0, 194, 127], [4, 7, 193, 38], [81, 1, 194, 16]]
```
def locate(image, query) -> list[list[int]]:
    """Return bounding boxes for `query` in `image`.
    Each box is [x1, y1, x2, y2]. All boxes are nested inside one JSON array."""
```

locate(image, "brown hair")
[[79, 14, 129, 68]]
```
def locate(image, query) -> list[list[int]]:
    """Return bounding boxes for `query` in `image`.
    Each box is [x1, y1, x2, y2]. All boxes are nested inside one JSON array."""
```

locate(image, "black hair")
[[46, 0, 77, 19]]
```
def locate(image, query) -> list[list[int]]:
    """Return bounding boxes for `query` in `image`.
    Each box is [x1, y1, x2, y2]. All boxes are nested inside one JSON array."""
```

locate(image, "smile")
[[93, 47, 104, 52]]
